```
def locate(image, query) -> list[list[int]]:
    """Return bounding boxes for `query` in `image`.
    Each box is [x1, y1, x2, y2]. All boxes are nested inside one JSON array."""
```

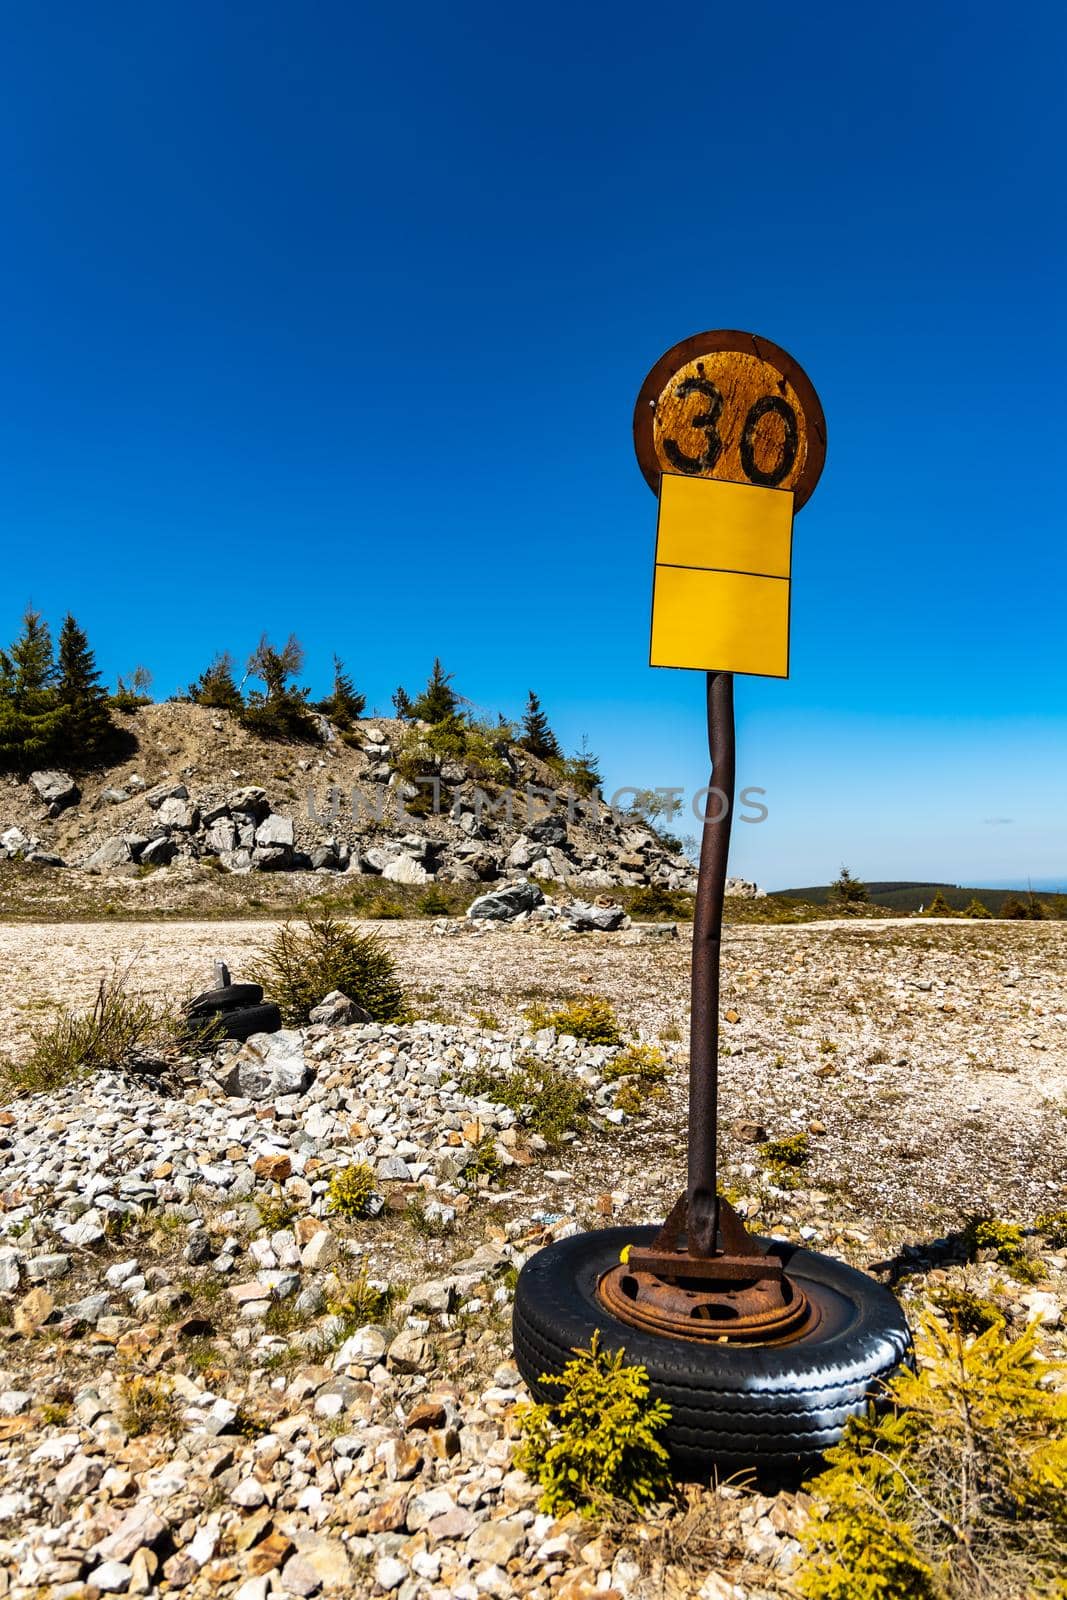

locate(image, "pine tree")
[[0, 608, 64, 770], [410, 659, 456, 724], [519, 690, 561, 760], [392, 685, 414, 720], [188, 651, 243, 712], [240, 633, 319, 742], [561, 734, 602, 797], [319, 655, 366, 730], [830, 865, 869, 906], [56, 614, 114, 764]]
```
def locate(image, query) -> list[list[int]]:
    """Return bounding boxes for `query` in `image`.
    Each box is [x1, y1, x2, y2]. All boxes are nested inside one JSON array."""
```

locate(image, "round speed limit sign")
[[633, 330, 827, 509]]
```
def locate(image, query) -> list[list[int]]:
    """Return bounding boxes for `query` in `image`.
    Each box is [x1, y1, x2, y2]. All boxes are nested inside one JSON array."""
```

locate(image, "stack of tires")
[[185, 981, 281, 1043]]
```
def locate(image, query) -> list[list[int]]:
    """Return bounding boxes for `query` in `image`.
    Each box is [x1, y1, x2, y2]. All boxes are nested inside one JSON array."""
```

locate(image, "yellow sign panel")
[[650, 474, 793, 679]]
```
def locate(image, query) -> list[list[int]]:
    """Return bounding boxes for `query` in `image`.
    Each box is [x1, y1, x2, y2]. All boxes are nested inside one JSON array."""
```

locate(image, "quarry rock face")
[[2, 705, 706, 896]]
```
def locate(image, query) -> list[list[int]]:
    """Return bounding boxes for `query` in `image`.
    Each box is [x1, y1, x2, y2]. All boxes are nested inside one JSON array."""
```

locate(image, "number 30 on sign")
[[633, 330, 826, 679]]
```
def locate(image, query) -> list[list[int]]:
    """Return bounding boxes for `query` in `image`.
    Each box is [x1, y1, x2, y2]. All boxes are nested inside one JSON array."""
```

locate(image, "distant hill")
[[773, 881, 1067, 917]]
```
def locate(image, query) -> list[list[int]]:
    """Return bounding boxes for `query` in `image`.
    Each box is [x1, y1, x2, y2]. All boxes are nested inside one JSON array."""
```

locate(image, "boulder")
[[308, 991, 372, 1027], [140, 835, 177, 866], [563, 899, 625, 932], [97, 788, 129, 807], [506, 835, 535, 870], [252, 845, 292, 871], [157, 797, 198, 830], [526, 814, 568, 847], [619, 922, 679, 944], [228, 786, 270, 820], [382, 854, 431, 885], [26, 849, 65, 867], [84, 836, 133, 869], [255, 814, 295, 849], [310, 843, 339, 870], [467, 879, 544, 920], [725, 876, 762, 898], [29, 770, 79, 815], [218, 1031, 311, 1101], [145, 781, 189, 810], [1, 826, 32, 856], [575, 867, 618, 890], [220, 849, 254, 874], [204, 818, 238, 855]]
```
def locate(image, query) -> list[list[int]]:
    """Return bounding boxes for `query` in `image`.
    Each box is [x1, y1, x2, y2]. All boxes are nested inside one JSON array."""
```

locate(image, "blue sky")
[[2, 2, 1064, 890]]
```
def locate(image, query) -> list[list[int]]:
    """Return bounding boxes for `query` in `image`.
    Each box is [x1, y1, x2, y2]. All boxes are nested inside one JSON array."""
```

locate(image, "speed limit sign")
[[633, 330, 826, 509]]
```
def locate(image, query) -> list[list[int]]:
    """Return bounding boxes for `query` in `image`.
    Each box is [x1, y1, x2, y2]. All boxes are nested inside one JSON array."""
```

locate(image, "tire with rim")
[[513, 1225, 910, 1476]]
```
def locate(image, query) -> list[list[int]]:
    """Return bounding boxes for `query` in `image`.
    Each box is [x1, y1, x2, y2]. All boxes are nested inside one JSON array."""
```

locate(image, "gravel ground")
[[3, 916, 1064, 1231], [0, 915, 1064, 1600]]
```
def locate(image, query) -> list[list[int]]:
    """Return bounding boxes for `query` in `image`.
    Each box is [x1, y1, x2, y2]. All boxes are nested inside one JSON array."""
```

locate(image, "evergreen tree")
[[188, 651, 243, 712], [519, 690, 561, 760], [963, 896, 993, 919], [0, 609, 64, 770], [410, 658, 456, 723], [924, 889, 957, 917], [318, 655, 366, 730], [56, 614, 114, 764], [392, 685, 414, 720], [240, 633, 319, 742], [830, 865, 869, 906], [560, 735, 602, 798]]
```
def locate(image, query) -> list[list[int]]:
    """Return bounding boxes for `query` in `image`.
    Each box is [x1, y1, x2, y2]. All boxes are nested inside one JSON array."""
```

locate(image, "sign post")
[[610, 331, 827, 1296]]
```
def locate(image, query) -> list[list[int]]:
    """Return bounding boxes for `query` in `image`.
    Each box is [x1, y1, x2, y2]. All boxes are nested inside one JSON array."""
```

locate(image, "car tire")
[[513, 1224, 910, 1476]]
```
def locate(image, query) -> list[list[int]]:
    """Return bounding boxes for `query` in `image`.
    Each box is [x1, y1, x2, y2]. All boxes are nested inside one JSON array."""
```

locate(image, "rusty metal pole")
[[687, 668, 735, 1257]]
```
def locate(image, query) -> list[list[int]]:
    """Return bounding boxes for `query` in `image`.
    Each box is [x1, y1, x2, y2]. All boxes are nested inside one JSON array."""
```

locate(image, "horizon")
[[2, 2, 1064, 890]]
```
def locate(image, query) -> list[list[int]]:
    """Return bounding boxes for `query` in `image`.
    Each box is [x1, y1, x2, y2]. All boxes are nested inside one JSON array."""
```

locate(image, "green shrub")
[[604, 1043, 667, 1083], [962, 896, 993, 919], [516, 1331, 672, 1517], [525, 996, 621, 1045], [327, 1273, 392, 1332], [797, 1313, 1067, 1600], [625, 883, 693, 921], [759, 1131, 811, 1187], [325, 1163, 378, 1221], [1, 973, 186, 1095], [462, 1133, 504, 1189], [928, 1284, 1004, 1336], [417, 886, 453, 917], [963, 1215, 1045, 1282], [923, 889, 957, 917], [1036, 1209, 1067, 1248], [460, 1056, 587, 1148], [250, 911, 408, 1024], [604, 1043, 667, 1119]]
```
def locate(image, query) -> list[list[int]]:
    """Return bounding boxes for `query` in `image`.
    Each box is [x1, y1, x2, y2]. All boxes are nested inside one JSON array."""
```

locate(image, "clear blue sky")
[[2, 3, 1064, 890]]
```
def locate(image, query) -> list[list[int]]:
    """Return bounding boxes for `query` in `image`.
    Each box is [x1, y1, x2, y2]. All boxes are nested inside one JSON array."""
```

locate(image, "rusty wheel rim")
[[597, 1262, 821, 1346]]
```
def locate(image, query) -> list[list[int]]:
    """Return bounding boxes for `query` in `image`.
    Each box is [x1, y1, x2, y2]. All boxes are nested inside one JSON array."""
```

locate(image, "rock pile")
[[2, 739, 707, 892]]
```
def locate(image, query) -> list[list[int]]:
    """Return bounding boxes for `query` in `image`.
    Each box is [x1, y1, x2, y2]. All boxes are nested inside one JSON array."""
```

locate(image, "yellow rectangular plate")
[[650, 566, 790, 677]]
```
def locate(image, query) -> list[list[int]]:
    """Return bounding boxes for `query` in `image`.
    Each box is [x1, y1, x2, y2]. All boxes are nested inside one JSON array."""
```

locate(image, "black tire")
[[513, 1225, 910, 1478], [187, 983, 264, 1017], [214, 1002, 282, 1042]]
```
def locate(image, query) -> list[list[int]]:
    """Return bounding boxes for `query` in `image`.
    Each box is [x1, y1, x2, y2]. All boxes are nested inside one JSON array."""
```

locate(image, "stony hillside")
[[0, 704, 704, 906]]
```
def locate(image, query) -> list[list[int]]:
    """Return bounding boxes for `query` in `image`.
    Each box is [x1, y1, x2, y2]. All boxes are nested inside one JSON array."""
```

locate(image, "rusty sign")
[[633, 330, 827, 509]]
